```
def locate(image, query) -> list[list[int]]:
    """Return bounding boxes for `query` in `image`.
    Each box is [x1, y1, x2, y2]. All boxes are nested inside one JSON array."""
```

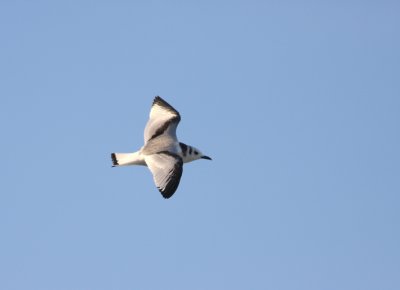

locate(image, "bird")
[[111, 96, 212, 199]]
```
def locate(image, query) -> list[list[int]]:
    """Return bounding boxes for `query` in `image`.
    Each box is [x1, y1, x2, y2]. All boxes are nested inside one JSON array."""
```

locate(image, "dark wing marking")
[[144, 96, 181, 143], [145, 151, 183, 199]]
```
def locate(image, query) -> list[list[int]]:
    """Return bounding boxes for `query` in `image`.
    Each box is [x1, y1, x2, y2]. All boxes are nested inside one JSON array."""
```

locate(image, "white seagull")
[[111, 96, 212, 199]]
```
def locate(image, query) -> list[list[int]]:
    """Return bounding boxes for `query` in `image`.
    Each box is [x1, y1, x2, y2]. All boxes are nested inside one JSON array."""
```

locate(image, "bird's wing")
[[145, 152, 183, 199], [144, 96, 181, 144]]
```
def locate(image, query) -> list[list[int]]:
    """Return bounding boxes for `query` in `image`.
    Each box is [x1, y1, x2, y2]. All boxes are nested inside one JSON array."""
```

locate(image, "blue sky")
[[1, 1, 399, 289]]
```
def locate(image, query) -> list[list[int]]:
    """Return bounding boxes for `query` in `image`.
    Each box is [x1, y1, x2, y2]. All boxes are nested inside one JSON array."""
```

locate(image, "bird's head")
[[179, 143, 212, 163]]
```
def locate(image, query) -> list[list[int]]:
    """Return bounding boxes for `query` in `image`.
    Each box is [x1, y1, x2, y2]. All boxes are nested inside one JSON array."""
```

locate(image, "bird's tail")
[[111, 152, 145, 167]]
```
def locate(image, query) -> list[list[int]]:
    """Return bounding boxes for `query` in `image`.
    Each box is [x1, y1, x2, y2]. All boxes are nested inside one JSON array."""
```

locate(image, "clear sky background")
[[1, 1, 399, 289]]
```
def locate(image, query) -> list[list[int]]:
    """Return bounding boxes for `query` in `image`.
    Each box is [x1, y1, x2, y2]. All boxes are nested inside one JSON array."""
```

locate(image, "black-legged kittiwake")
[[111, 96, 212, 199]]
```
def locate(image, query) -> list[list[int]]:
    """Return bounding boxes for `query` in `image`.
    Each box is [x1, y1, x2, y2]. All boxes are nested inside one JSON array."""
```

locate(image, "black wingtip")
[[159, 188, 174, 199], [153, 96, 171, 107], [152, 96, 181, 118], [153, 96, 166, 105], [111, 153, 119, 166]]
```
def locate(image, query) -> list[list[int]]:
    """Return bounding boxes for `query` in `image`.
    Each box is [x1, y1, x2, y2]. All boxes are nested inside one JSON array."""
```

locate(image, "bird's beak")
[[201, 155, 212, 160]]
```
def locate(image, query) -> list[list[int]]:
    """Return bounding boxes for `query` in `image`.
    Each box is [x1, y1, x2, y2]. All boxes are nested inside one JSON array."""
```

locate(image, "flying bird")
[[111, 96, 212, 199]]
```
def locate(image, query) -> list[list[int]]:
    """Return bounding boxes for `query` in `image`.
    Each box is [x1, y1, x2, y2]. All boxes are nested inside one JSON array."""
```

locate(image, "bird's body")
[[111, 96, 211, 199]]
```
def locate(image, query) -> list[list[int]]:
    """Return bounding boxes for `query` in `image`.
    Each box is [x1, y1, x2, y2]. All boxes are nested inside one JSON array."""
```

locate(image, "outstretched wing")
[[145, 152, 183, 199], [144, 96, 181, 144]]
